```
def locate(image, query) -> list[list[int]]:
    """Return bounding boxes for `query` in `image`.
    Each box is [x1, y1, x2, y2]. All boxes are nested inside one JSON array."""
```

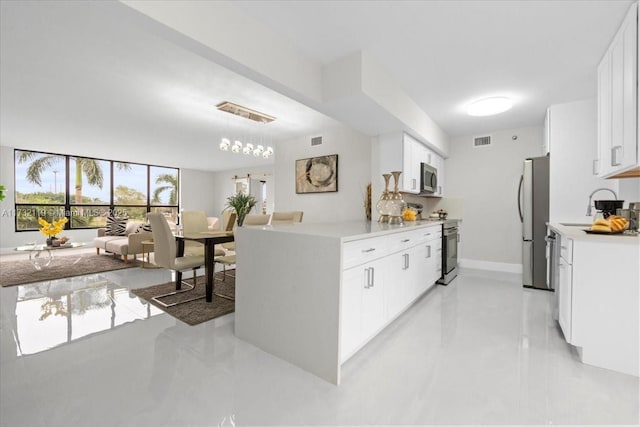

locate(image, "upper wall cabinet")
[[379, 132, 445, 197], [597, 3, 638, 178]]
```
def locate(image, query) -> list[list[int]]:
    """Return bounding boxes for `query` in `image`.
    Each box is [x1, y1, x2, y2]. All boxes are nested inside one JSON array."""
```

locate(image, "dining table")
[[174, 231, 234, 302]]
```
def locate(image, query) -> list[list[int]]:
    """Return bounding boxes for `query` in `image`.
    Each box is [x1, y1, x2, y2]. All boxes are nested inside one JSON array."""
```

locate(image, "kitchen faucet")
[[586, 188, 618, 216]]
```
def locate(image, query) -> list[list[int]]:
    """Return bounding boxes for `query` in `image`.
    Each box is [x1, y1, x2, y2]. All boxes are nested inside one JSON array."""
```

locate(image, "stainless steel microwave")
[[421, 162, 438, 194]]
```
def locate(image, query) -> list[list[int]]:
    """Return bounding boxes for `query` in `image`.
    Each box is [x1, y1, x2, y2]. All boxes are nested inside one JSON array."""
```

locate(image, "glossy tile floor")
[[1, 261, 638, 426]]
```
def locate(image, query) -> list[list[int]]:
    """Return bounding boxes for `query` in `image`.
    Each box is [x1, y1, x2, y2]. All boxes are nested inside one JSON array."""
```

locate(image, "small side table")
[[141, 240, 159, 269]]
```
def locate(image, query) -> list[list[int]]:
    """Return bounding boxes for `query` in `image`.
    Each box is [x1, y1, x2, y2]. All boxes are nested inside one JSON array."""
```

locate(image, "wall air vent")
[[311, 136, 323, 146], [473, 135, 492, 147]]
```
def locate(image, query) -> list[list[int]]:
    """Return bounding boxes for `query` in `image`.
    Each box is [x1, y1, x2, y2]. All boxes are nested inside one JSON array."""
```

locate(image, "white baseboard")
[[459, 258, 522, 274]]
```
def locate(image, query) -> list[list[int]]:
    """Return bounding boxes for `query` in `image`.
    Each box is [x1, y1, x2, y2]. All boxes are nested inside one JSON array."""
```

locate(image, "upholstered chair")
[[147, 212, 206, 307], [181, 210, 225, 258], [243, 214, 271, 226], [214, 214, 271, 283], [271, 211, 304, 224], [206, 217, 219, 230]]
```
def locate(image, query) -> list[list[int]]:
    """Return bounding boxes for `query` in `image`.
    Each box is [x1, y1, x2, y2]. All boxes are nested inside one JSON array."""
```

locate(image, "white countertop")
[[547, 222, 640, 244], [242, 219, 451, 242]]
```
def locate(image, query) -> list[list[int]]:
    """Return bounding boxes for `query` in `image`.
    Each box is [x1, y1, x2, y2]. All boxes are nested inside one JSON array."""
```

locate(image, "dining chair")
[[214, 214, 271, 284], [206, 216, 219, 230], [181, 210, 225, 258], [271, 211, 304, 224], [147, 212, 206, 308]]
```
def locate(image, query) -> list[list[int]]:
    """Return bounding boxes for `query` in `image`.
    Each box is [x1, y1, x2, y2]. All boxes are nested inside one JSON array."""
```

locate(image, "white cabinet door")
[[598, 3, 638, 177], [558, 256, 573, 343], [341, 266, 364, 361], [610, 4, 637, 171], [386, 250, 413, 317], [597, 53, 612, 175], [402, 135, 421, 193], [341, 258, 387, 362], [414, 243, 431, 296], [361, 259, 387, 340], [435, 154, 445, 197]]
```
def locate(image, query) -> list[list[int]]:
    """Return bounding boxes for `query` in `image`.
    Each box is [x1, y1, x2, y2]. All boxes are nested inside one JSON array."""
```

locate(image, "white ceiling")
[[233, 0, 633, 137], [0, 0, 634, 171]]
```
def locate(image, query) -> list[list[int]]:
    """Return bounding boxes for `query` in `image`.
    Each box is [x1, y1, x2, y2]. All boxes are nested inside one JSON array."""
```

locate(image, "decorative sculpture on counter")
[[376, 173, 392, 222], [388, 171, 406, 225]]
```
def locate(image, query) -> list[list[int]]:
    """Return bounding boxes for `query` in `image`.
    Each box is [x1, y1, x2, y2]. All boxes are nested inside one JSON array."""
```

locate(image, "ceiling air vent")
[[473, 135, 492, 147], [311, 136, 323, 146]]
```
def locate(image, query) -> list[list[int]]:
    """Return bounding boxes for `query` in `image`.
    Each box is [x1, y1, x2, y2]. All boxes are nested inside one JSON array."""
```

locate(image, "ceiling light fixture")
[[466, 97, 513, 117], [217, 102, 275, 159], [216, 101, 276, 123]]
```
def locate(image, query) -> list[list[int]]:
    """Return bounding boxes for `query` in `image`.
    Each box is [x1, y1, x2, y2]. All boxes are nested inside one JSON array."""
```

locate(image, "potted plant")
[[225, 192, 257, 226]]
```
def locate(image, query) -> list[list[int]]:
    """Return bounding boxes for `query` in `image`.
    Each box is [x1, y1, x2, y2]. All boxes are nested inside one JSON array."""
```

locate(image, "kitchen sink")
[[559, 223, 592, 227]]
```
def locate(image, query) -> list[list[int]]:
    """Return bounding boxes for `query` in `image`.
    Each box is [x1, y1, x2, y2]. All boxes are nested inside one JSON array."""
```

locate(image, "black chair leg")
[[175, 271, 183, 290]]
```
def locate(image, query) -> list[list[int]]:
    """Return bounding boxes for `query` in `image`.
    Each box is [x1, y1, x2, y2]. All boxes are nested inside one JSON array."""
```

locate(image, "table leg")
[[175, 239, 185, 290], [205, 240, 215, 302], [30, 249, 53, 270]]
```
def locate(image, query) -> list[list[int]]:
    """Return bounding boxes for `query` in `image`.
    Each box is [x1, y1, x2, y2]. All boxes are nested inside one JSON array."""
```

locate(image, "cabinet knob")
[[401, 239, 410, 243], [362, 248, 376, 253]]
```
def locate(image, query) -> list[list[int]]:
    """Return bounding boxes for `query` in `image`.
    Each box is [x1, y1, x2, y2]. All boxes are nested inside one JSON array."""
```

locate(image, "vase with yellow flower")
[[38, 217, 68, 246]]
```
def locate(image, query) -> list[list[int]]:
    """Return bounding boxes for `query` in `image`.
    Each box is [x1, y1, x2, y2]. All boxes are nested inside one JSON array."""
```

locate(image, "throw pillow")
[[105, 216, 128, 236], [135, 222, 152, 233]]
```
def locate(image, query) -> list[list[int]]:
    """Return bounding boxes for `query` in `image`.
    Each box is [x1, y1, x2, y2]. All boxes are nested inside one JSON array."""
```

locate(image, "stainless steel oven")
[[438, 220, 459, 285]]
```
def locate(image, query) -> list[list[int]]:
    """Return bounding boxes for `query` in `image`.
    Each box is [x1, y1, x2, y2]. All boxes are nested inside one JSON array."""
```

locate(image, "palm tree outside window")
[[14, 149, 179, 231]]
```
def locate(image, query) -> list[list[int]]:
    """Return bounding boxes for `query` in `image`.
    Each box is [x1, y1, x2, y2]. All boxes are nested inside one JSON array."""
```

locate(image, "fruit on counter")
[[609, 215, 629, 232], [402, 208, 417, 221], [590, 215, 629, 232]]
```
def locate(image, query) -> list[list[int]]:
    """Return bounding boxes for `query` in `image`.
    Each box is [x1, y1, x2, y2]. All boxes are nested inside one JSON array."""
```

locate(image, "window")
[[14, 149, 179, 231]]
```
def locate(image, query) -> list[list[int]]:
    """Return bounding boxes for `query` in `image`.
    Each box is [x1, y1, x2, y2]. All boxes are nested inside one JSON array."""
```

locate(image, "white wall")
[[548, 99, 618, 223], [180, 168, 219, 214], [619, 178, 640, 206], [210, 166, 275, 218], [446, 127, 543, 271], [274, 126, 372, 223]]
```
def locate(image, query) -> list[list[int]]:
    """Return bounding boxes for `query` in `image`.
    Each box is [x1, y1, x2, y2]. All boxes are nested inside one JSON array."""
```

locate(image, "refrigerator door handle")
[[517, 175, 524, 223]]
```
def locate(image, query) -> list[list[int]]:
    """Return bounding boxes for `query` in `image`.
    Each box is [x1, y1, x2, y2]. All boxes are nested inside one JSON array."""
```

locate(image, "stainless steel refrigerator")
[[518, 155, 550, 290]]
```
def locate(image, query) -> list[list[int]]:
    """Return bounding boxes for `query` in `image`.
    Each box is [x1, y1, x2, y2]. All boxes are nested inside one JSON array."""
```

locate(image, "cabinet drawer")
[[343, 236, 389, 269], [423, 227, 442, 243], [560, 237, 573, 264], [391, 227, 441, 250], [387, 230, 423, 253]]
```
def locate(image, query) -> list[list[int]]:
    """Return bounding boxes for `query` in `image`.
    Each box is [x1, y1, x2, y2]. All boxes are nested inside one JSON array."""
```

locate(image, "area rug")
[[0, 254, 140, 287], [131, 272, 235, 326]]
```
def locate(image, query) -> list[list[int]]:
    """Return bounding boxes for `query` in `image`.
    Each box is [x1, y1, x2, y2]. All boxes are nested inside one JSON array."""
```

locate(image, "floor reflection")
[[11, 275, 163, 356]]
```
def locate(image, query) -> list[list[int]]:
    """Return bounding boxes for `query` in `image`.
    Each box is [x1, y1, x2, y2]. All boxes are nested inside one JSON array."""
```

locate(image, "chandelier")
[[219, 138, 273, 159], [217, 101, 275, 159]]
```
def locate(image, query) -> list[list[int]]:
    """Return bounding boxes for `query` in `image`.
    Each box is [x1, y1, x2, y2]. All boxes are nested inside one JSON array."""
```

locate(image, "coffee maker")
[[594, 200, 624, 218]]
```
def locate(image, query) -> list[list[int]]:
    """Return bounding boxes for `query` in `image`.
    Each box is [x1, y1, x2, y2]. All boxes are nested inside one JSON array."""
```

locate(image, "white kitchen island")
[[234, 220, 444, 384], [548, 223, 639, 377]]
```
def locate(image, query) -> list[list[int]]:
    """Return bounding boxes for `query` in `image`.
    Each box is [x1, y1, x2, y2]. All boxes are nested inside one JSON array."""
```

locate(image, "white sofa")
[[93, 221, 153, 263]]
